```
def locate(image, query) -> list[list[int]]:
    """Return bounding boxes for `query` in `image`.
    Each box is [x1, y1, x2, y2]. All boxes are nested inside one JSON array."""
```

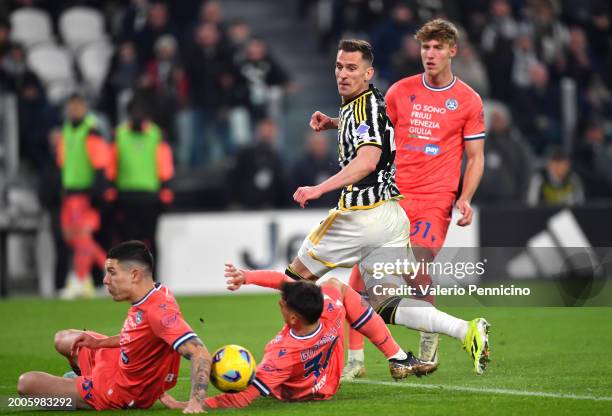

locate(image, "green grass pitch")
[[1, 293, 611, 415]]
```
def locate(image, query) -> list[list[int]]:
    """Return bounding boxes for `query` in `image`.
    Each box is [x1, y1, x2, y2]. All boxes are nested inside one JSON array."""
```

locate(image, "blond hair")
[[415, 19, 459, 46]]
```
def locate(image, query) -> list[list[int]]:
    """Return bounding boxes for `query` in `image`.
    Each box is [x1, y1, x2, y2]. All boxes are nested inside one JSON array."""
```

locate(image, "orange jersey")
[[386, 73, 485, 199], [206, 286, 346, 408], [77, 283, 197, 409]]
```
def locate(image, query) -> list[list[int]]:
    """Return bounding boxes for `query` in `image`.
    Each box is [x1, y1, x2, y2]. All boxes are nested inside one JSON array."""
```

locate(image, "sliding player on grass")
[[160, 264, 437, 410], [17, 241, 211, 413]]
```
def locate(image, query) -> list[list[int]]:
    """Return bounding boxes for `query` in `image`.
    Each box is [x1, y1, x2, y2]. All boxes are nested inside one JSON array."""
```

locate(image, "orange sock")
[[343, 282, 401, 359], [347, 265, 365, 351]]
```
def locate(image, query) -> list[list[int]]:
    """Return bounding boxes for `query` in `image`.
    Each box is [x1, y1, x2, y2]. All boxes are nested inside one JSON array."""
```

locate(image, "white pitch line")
[[176, 377, 611, 402], [351, 379, 612, 402]]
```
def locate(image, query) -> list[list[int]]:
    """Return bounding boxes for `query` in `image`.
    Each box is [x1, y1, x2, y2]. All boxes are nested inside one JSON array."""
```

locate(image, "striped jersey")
[[336, 84, 401, 210]]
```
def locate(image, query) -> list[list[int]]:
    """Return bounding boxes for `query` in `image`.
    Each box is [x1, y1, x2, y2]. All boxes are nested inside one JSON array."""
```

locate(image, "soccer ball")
[[210, 344, 256, 392]]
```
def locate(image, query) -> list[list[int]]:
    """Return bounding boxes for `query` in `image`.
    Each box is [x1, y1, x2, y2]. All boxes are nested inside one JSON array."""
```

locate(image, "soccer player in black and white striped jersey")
[[291, 39, 489, 379], [292, 39, 407, 279]]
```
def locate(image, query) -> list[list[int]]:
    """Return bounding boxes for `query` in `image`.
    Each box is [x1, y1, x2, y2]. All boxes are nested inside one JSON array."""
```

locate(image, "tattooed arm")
[[177, 337, 212, 414]]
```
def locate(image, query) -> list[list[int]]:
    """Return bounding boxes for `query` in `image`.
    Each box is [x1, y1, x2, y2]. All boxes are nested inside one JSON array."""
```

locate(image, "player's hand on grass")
[[455, 198, 473, 226], [225, 263, 246, 291], [183, 397, 207, 414], [159, 392, 187, 410], [293, 186, 323, 208], [310, 111, 335, 131], [70, 333, 100, 356]]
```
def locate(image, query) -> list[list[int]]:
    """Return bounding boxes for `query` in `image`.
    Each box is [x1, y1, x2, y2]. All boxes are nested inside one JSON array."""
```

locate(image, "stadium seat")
[[59, 7, 107, 52], [27, 44, 75, 103], [46, 79, 78, 104], [10, 8, 54, 48], [77, 41, 114, 98]]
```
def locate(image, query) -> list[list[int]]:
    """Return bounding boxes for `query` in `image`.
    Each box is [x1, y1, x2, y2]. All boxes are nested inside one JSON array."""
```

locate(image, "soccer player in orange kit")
[[310, 19, 487, 377], [159, 264, 437, 410], [17, 241, 211, 413]]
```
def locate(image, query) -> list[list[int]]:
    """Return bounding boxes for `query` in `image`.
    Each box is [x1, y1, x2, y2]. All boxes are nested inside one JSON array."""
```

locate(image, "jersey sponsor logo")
[[402, 143, 441, 156], [445, 98, 459, 111], [356, 122, 369, 136], [424, 144, 440, 156]]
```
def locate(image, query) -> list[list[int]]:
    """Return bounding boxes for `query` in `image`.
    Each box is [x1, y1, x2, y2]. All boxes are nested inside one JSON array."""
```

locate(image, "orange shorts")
[[399, 197, 454, 251], [61, 194, 100, 234], [75, 332, 127, 410]]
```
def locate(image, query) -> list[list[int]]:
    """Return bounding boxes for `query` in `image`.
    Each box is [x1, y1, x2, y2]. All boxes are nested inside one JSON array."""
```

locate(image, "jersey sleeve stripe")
[[351, 306, 374, 330], [355, 142, 383, 151], [253, 377, 271, 396], [464, 132, 486, 140], [172, 332, 198, 350], [361, 96, 367, 121], [354, 96, 362, 123]]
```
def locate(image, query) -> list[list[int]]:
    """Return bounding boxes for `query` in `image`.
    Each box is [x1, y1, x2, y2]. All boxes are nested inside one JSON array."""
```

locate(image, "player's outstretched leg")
[[408, 245, 439, 363], [390, 297, 491, 374], [342, 265, 366, 382], [324, 278, 438, 380], [17, 371, 93, 409]]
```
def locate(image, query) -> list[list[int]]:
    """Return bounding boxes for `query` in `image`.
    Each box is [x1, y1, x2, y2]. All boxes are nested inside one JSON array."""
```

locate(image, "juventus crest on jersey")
[[336, 85, 401, 210]]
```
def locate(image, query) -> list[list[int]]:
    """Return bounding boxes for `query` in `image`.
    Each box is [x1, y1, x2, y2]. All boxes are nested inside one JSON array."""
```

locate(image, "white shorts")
[[297, 199, 411, 278]]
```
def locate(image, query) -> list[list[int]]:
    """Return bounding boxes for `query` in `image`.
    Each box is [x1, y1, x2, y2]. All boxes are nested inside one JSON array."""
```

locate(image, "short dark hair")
[[338, 39, 374, 65], [108, 240, 154, 275], [547, 146, 569, 162], [281, 281, 323, 324]]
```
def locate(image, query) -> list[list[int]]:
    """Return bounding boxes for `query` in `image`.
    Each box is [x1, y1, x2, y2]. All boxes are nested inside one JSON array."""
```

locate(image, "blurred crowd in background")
[[0, 0, 611, 294], [304, 0, 612, 203]]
